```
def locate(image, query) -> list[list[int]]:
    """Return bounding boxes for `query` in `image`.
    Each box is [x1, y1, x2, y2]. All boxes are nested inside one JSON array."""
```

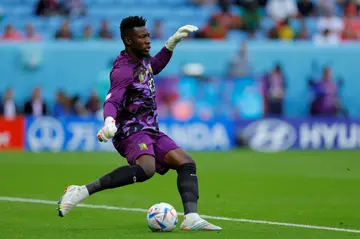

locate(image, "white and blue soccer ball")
[[146, 202, 178, 232]]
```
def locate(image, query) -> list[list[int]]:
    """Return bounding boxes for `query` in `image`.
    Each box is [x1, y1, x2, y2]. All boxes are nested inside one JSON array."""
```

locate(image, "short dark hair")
[[120, 16, 147, 40]]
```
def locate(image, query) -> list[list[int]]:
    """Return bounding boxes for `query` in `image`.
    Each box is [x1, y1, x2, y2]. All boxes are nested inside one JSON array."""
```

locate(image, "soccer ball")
[[146, 202, 178, 232]]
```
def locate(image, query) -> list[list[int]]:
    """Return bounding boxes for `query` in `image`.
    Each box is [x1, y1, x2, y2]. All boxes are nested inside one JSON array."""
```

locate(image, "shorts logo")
[[138, 143, 148, 150]]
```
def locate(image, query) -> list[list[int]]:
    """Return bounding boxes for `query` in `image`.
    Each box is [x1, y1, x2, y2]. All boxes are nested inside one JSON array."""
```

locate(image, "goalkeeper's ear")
[[123, 36, 131, 46]]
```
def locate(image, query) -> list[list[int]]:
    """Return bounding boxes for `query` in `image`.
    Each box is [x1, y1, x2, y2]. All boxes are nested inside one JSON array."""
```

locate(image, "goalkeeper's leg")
[[161, 145, 222, 231], [58, 154, 155, 217]]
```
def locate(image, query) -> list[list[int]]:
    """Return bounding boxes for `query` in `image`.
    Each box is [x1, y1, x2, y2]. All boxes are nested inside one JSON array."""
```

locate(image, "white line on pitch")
[[0, 196, 359, 234]]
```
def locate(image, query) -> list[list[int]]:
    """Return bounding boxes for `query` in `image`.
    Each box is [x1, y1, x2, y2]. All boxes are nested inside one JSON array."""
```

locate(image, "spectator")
[[214, 3, 241, 30], [35, 0, 62, 16], [341, 1, 360, 41], [218, 0, 231, 11], [318, 0, 337, 16], [81, 24, 93, 40], [55, 20, 73, 39], [23, 87, 48, 116], [85, 91, 100, 115], [317, 8, 344, 37], [227, 41, 252, 78], [53, 90, 70, 116], [241, 1, 261, 33], [98, 20, 113, 40], [152, 19, 163, 40], [1, 24, 22, 41], [313, 8, 343, 44], [277, 18, 295, 41], [196, 15, 227, 40], [342, 17, 360, 41], [263, 64, 286, 116], [63, 0, 86, 17], [309, 66, 347, 117], [313, 29, 340, 44], [267, 26, 279, 39], [0, 88, 18, 120], [70, 95, 87, 116], [344, 0, 360, 18], [343, 0, 359, 17], [266, 0, 298, 22], [297, 0, 315, 17], [24, 24, 42, 41]]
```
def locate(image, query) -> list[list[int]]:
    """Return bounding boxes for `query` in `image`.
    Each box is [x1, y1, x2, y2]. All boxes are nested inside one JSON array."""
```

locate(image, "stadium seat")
[[227, 30, 248, 41]]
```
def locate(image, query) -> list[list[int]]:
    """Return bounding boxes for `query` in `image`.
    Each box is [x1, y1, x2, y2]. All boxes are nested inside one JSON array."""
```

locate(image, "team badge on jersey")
[[138, 73, 145, 84], [148, 64, 153, 74], [138, 143, 148, 150]]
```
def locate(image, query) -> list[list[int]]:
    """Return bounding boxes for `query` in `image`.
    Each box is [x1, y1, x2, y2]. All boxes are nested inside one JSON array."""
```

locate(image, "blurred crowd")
[[0, 19, 115, 41], [0, 87, 102, 120], [193, 0, 360, 43], [0, 0, 359, 43], [0, 42, 348, 120], [0, 0, 350, 120]]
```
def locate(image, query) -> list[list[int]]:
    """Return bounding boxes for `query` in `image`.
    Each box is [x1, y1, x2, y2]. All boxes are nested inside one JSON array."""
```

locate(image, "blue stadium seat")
[[259, 17, 275, 32], [0, 0, 336, 44], [160, 0, 187, 6], [227, 30, 248, 41], [91, 0, 115, 6], [289, 19, 301, 33], [21, 0, 38, 4], [45, 17, 65, 32], [1, 0, 23, 5], [304, 17, 318, 37], [117, 0, 139, 6], [141, 0, 162, 6]]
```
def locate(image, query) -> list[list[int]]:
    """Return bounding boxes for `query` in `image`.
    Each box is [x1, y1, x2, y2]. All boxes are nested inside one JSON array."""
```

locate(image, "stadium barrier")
[[24, 116, 235, 152], [236, 118, 360, 152], [1, 116, 359, 152], [0, 116, 25, 151], [1, 41, 360, 118]]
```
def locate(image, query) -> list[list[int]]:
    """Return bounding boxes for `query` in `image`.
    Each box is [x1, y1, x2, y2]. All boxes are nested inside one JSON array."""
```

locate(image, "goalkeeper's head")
[[120, 16, 151, 58]]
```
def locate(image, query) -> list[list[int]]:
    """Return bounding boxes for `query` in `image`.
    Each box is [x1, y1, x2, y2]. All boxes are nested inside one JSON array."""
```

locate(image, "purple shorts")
[[113, 130, 180, 175]]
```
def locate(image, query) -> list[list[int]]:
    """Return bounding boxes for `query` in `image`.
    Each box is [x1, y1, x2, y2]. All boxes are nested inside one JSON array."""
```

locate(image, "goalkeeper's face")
[[130, 26, 151, 57]]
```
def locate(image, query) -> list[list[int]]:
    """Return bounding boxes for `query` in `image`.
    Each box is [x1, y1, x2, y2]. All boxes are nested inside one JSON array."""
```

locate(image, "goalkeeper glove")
[[97, 117, 117, 142], [165, 25, 198, 51]]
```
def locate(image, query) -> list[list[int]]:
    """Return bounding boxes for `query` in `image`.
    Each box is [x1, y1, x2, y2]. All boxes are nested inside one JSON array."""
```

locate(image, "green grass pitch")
[[0, 150, 360, 239]]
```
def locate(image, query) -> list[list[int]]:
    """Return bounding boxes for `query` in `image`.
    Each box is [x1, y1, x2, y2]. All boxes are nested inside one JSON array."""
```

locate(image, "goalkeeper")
[[57, 16, 222, 231]]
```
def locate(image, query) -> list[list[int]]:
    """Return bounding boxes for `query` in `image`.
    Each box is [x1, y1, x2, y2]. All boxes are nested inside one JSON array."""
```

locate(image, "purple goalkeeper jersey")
[[103, 47, 173, 140]]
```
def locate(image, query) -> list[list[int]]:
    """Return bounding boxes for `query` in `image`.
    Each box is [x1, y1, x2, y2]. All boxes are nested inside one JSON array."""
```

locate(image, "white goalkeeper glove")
[[97, 117, 117, 143], [165, 25, 199, 51]]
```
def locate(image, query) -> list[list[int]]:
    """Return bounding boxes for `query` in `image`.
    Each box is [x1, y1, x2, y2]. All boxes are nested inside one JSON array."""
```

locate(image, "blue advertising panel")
[[25, 116, 114, 152], [159, 118, 235, 151], [25, 116, 235, 152], [236, 118, 360, 152]]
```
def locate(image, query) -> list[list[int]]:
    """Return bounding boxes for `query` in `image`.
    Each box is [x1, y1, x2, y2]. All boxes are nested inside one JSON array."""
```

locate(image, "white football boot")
[[57, 185, 89, 217], [180, 213, 222, 231]]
